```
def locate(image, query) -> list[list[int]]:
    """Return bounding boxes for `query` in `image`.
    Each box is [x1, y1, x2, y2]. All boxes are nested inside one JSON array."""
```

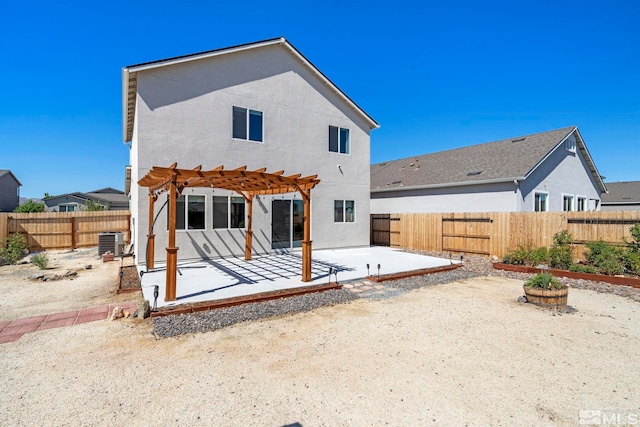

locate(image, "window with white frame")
[[563, 195, 574, 211], [232, 106, 263, 142], [59, 204, 76, 212], [213, 196, 245, 229], [534, 192, 548, 212], [334, 200, 355, 222], [170, 195, 205, 230], [577, 197, 586, 211], [329, 126, 350, 154]]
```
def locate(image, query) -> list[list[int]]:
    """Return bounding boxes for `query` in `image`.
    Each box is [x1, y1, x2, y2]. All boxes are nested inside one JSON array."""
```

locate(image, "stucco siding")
[[131, 44, 371, 262], [371, 182, 517, 213], [519, 137, 601, 211]]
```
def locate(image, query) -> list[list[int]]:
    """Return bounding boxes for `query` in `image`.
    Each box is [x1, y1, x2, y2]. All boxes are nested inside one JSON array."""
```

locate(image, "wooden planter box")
[[523, 286, 568, 308], [493, 263, 640, 289]]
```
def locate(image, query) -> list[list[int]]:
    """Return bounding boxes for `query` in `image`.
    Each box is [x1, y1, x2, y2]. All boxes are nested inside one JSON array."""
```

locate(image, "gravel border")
[[152, 252, 640, 338]]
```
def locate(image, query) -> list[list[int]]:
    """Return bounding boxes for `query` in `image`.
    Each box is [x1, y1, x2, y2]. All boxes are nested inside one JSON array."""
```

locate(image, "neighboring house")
[[44, 188, 129, 212], [0, 170, 21, 212], [371, 126, 606, 213], [122, 37, 378, 263], [601, 181, 640, 211]]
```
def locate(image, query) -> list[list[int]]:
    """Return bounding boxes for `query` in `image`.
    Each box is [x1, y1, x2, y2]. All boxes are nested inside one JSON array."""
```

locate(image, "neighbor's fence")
[[0, 211, 131, 251], [380, 211, 640, 259]]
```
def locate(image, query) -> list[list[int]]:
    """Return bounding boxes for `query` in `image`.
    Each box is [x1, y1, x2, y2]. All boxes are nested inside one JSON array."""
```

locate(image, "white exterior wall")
[[518, 134, 601, 211], [371, 182, 518, 213], [130, 44, 372, 262]]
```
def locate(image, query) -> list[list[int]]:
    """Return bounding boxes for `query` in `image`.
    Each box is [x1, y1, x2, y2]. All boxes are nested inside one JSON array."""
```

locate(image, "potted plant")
[[523, 272, 568, 309]]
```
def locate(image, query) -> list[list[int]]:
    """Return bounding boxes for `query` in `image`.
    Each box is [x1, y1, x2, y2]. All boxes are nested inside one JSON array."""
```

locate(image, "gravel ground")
[[2, 250, 640, 425], [152, 253, 640, 339]]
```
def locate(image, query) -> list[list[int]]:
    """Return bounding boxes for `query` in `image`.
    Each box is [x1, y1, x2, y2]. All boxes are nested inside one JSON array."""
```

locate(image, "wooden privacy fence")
[[382, 211, 640, 259], [0, 211, 131, 251]]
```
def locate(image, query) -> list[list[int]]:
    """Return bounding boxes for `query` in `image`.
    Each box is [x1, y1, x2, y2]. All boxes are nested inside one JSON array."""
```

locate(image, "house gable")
[[122, 37, 379, 143]]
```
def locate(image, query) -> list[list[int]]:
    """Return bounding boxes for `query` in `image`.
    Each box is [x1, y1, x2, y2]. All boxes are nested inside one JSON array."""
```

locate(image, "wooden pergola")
[[138, 163, 320, 302]]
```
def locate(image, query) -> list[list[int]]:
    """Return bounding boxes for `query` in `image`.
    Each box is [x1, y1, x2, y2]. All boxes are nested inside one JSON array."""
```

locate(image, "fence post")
[[0, 213, 7, 244], [70, 217, 76, 249]]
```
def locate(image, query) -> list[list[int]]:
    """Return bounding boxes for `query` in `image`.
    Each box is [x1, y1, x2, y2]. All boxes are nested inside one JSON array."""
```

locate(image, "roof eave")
[[371, 177, 525, 193]]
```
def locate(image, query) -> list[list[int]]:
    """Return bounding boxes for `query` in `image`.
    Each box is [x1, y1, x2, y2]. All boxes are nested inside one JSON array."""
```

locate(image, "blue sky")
[[1, 0, 638, 199]]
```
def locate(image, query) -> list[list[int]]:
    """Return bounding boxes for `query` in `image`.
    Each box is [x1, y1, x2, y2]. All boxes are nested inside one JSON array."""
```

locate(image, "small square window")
[[169, 195, 205, 230], [329, 126, 349, 154], [563, 195, 574, 212], [233, 106, 263, 142], [534, 193, 548, 212], [334, 200, 355, 222]]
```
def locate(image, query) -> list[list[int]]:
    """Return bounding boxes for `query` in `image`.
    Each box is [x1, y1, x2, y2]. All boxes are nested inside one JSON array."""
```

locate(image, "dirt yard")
[[1, 251, 639, 425]]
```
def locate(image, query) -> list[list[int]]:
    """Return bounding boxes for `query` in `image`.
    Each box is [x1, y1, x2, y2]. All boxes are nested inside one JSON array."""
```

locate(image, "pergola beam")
[[138, 164, 320, 302]]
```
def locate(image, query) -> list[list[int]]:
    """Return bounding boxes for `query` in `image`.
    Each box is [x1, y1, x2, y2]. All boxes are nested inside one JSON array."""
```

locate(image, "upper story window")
[[170, 195, 206, 230], [329, 126, 350, 154], [59, 204, 76, 212], [233, 106, 263, 142], [534, 192, 548, 212], [565, 137, 576, 153], [577, 197, 586, 211]]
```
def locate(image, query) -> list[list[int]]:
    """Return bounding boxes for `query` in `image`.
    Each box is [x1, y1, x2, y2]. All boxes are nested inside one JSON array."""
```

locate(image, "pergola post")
[[165, 176, 179, 302], [300, 189, 312, 282], [244, 194, 254, 261], [147, 193, 156, 270]]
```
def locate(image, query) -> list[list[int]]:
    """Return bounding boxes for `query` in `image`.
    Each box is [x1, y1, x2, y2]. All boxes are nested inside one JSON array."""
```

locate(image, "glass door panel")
[[271, 200, 291, 249]]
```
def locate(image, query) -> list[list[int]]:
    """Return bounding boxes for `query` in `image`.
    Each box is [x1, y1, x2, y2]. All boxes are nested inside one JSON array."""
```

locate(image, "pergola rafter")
[[138, 164, 320, 302]]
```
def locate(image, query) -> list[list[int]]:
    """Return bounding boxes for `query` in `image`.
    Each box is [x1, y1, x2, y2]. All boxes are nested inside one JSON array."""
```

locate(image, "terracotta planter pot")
[[523, 286, 568, 308]]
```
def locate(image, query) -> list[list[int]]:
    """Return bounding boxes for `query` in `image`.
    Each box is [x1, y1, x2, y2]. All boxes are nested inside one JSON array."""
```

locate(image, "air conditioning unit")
[[98, 232, 125, 256]]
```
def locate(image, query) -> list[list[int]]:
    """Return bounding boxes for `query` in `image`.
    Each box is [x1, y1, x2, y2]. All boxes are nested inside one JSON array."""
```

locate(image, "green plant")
[[623, 251, 640, 276], [624, 223, 640, 253], [30, 252, 50, 270], [13, 200, 45, 213], [503, 244, 533, 266], [524, 272, 564, 290], [86, 200, 109, 211], [0, 234, 28, 265], [549, 246, 572, 270], [530, 246, 549, 266], [569, 264, 597, 274], [585, 240, 625, 276], [553, 230, 573, 247]]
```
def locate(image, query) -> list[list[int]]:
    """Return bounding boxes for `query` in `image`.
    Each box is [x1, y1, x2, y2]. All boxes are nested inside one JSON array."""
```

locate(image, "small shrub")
[[549, 246, 572, 270], [623, 251, 640, 276], [503, 245, 531, 266], [524, 272, 564, 290], [624, 223, 640, 253], [553, 230, 573, 247], [530, 246, 549, 266], [0, 234, 28, 265], [569, 264, 597, 274], [585, 240, 625, 276], [30, 252, 50, 270]]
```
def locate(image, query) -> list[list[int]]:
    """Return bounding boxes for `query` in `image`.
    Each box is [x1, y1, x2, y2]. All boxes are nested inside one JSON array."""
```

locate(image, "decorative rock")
[[123, 311, 131, 318], [29, 273, 46, 280], [110, 306, 124, 321], [64, 270, 78, 278], [517, 295, 528, 303], [139, 300, 151, 319], [84, 264, 93, 270]]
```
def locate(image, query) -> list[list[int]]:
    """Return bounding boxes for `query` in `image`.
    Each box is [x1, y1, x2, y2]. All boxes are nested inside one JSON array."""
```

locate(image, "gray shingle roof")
[[371, 126, 578, 190], [601, 181, 640, 204]]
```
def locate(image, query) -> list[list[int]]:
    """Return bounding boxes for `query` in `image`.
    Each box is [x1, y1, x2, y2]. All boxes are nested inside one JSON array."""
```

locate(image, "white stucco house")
[[122, 37, 378, 264], [371, 126, 606, 213]]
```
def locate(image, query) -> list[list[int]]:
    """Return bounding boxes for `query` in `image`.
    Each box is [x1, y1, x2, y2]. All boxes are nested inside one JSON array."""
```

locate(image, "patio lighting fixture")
[[118, 269, 124, 289], [449, 253, 452, 265], [366, 263, 370, 276], [153, 285, 159, 312], [377, 263, 381, 278], [460, 255, 464, 263]]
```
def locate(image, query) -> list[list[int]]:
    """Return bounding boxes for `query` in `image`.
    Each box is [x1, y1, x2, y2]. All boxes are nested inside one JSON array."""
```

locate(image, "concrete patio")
[[139, 246, 457, 308]]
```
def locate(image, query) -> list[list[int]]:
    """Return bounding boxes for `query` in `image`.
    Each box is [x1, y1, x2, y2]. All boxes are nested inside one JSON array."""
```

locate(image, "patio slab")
[[139, 246, 457, 308]]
